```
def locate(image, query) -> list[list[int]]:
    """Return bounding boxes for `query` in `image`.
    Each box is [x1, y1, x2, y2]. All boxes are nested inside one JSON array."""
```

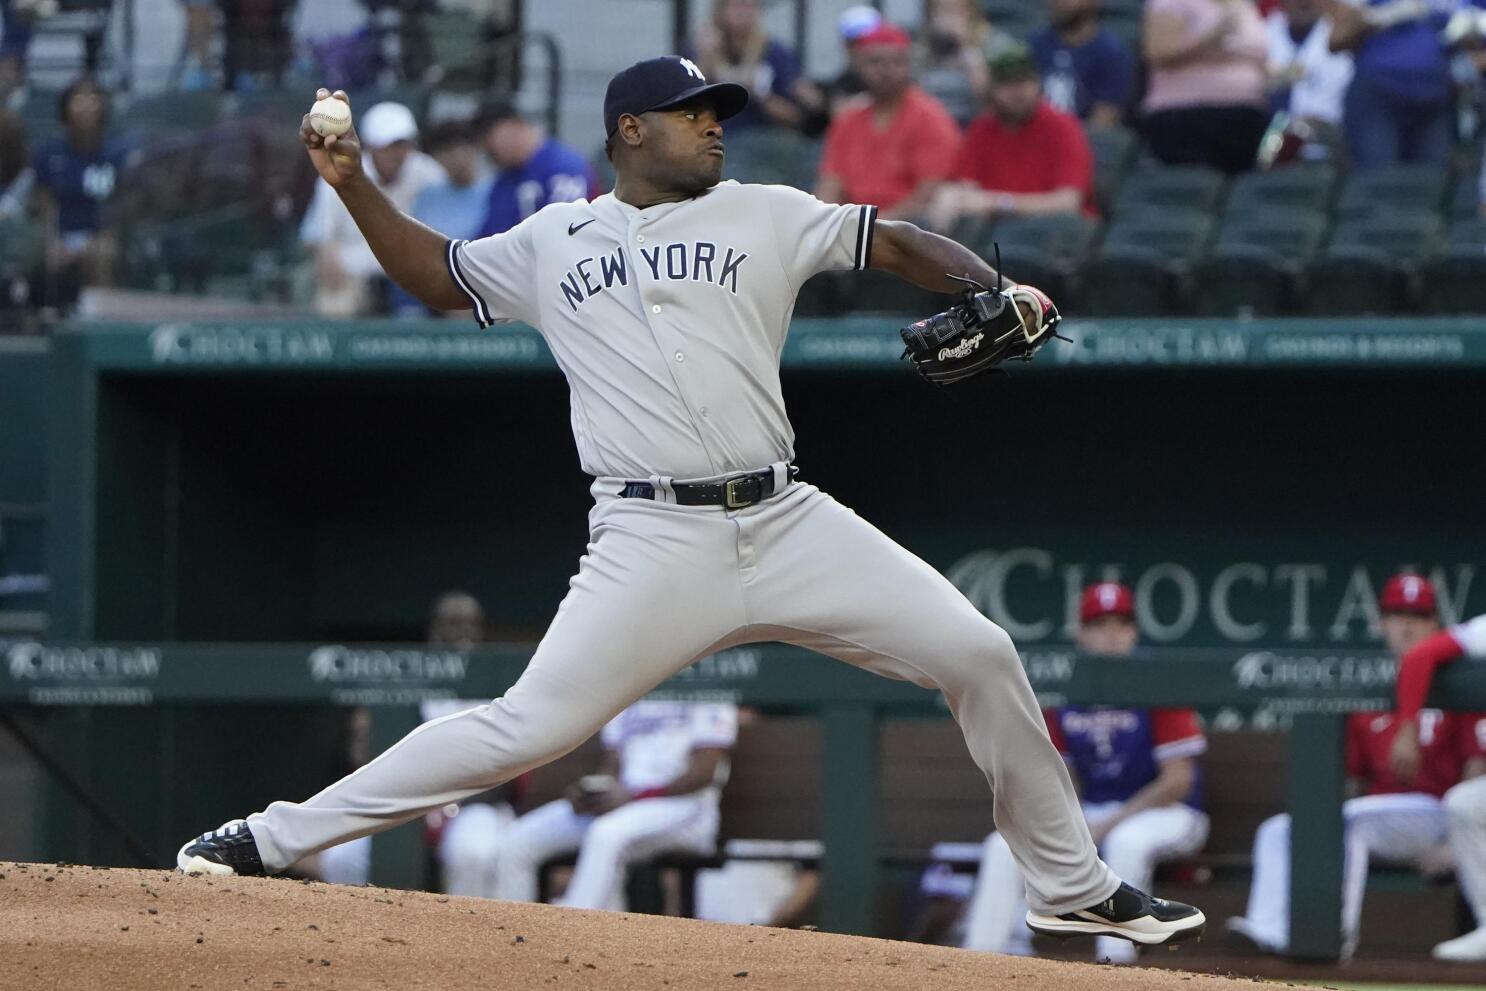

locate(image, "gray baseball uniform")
[[244, 180, 1119, 916]]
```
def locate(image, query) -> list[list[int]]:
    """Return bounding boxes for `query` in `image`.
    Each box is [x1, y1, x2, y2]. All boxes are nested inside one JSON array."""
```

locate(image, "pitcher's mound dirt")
[[1, 861, 1265, 990]]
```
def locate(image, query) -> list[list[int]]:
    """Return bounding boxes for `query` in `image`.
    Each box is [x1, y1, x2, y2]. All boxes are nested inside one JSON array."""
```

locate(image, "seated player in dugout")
[[1227, 574, 1486, 960], [960, 582, 1209, 964], [472, 698, 737, 911], [1390, 584, 1486, 962], [176, 55, 1205, 952]]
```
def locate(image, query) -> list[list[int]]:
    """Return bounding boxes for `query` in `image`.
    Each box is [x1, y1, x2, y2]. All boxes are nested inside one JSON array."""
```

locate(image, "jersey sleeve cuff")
[[1154, 736, 1207, 763], [445, 238, 494, 328], [853, 204, 878, 271]]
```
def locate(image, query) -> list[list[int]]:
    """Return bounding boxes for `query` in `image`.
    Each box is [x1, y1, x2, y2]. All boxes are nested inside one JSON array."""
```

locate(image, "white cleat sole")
[[1027, 908, 1207, 945], [176, 847, 237, 876]]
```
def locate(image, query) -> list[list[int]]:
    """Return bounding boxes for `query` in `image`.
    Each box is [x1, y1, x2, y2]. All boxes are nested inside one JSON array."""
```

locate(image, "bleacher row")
[[713, 126, 1486, 318]]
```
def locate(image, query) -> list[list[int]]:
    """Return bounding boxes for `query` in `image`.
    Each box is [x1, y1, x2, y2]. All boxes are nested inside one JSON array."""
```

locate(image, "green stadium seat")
[[1223, 162, 1339, 220], [1113, 165, 1227, 219], [1193, 209, 1328, 315], [1334, 164, 1449, 220], [793, 272, 841, 317], [117, 90, 223, 142], [1307, 210, 1443, 315], [1084, 207, 1214, 315], [849, 269, 950, 315], [1420, 218, 1486, 313], [1449, 175, 1482, 221], [978, 212, 1100, 304], [1087, 124, 1139, 213], [724, 130, 820, 190]]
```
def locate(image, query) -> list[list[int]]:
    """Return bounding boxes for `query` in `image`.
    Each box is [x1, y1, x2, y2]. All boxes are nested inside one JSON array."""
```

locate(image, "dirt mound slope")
[[1, 860, 1264, 991]]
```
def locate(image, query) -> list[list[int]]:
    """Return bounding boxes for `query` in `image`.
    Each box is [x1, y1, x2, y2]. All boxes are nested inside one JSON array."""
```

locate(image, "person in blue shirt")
[[390, 119, 497, 316], [1028, 0, 1137, 127], [1326, 0, 1458, 169], [30, 76, 132, 310], [475, 100, 595, 239]]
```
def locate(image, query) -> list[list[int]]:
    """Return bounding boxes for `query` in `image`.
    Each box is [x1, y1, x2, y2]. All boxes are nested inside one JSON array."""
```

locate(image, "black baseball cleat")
[[1026, 882, 1206, 945], [176, 819, 267, 877]]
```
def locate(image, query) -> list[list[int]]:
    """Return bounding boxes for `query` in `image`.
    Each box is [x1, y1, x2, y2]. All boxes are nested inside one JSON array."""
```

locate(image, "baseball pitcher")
[[176, 56, 1204, 947]]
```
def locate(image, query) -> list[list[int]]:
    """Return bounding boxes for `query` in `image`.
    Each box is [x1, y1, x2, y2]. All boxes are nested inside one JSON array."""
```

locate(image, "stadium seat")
[[1419, 218, 1486, 313], [1193, 209, 1328, 315], [1083, 207, 1214, 315], [1113, 165, 1227, 219], [724, 130, 820, 190], [977, 212, 1100, 304], [849, 269, 950, 315], [1449, 175, 1482, 221], [1306, 210, 1444, 315], [1334, 164, 1449, 220], [1223, 162, 1339, 221], [117, 90, 223, 143], [1087, 124, 1139, 213]]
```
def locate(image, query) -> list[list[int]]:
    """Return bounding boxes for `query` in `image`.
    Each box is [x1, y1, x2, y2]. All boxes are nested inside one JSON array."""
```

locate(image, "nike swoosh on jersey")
[[568, 219, 596, 236]]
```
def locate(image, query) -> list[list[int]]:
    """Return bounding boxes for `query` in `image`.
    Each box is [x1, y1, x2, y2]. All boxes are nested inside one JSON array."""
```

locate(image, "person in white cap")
[[299, 101, 446, 316]]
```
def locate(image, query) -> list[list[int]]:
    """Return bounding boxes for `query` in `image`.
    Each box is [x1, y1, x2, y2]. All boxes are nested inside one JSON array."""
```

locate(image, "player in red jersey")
[[1389, 590, 1486, 961], [1227, 574, 1486, 958]]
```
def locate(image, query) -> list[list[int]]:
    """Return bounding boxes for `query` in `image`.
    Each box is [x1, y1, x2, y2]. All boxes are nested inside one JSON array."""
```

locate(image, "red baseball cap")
[[854, 23, 911, 50], [1079, 582, 1135, 623], [1379, 573, 1437, 616]]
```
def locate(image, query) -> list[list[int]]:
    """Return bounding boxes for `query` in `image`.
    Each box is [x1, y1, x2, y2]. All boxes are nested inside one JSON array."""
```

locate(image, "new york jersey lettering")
[[639, 241, 750, 295], [559, 247, 629, 312]]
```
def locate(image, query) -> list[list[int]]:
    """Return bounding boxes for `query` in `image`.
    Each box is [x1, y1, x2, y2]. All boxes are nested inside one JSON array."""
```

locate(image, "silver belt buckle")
[[724, 476, 752, 509]]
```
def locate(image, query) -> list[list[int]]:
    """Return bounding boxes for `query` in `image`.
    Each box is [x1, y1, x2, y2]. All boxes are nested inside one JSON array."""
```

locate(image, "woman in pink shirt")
[[1141, 0, 1272, 173]]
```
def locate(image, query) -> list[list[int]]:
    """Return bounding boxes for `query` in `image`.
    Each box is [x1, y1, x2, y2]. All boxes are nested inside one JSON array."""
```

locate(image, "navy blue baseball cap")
[[603, 56, 749, 138]]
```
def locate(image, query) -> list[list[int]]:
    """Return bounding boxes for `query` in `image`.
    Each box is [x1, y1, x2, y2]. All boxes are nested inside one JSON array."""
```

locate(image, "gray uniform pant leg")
[[246, 498, 746, 873], [741, 485, 1118, 915]]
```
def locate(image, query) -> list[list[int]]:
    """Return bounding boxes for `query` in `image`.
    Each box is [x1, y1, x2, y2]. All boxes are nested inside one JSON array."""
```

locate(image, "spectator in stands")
[[489, 699, 738, 911], [1029, 0, 1138, 127], [1227, 574, 1486, 959], [962, 582, 1209, 964], [1324, 0, 1455, 170], [1390, 605, 1486, 961], [1141, 0, 1272, 173], [0, 106, 36, 326], [816, 23, 962, 219], [813, 4, 881, 126], [690, 0, 823, 132], [926, 45, 1095, 230], [386, 120, 495, 317], [31, 76, 132, 312], [300, 101, 446, 317], [476, 99, 594, 239], [0, 0, 38, 109], [180, 0, 215, 91], [1265, 0, 1354, 159], [220, 0, 294, 91], [916, 0, 1020, 126]]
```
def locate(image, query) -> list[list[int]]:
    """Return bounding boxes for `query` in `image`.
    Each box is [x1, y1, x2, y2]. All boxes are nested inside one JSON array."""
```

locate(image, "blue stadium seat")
[[1087, 124, 1139, 214], [1084, 207, 1214, 315], [723, 130, 820, 191]]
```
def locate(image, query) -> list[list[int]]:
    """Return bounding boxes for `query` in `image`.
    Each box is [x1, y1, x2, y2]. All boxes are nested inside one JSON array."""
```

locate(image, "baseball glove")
[[899, 281, 1064, 385]]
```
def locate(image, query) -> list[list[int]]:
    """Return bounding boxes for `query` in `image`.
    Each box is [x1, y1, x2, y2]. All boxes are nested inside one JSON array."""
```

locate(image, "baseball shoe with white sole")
[[1027, 882, 1205, 946], [1434, 926, 1486, 962], [176, 819, 267, 877]]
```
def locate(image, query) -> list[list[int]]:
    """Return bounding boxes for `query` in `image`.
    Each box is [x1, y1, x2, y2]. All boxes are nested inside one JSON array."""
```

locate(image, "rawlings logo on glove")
[[900, 276, 1066, 386]]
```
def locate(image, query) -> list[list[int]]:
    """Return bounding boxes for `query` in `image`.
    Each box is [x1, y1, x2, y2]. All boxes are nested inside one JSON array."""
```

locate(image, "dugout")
[[9, 316, 1486, 952]]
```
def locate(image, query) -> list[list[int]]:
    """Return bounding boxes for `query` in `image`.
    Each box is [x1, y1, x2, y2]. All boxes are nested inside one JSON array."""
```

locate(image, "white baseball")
[[308, 97, 353, 138]]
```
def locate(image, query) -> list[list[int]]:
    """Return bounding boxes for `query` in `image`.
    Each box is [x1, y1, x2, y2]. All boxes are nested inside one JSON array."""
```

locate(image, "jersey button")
[[651, 304, 662, 314], [675, 351, 685, 362], [636, 235, 645, 243], [700, 406, 710, 418]]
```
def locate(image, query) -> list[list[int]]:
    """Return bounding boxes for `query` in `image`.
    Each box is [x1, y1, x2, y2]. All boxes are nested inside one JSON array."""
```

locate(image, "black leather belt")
[[619, 464, 799, 509]]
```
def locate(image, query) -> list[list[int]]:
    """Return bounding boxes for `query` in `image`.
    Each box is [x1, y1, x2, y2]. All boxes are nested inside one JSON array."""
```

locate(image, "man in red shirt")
[[926, 44, 1095, 231], [1227, 575, 1486, 959], [815, 23, 962, 219]]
